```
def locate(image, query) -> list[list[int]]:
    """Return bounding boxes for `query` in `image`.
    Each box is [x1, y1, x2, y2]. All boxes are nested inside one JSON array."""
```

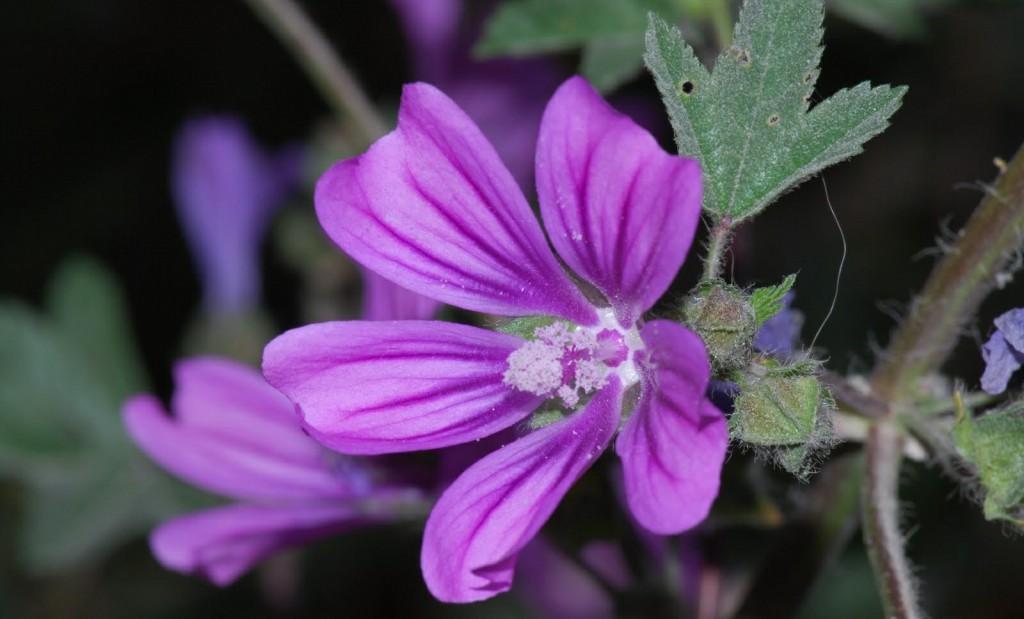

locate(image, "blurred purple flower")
[[263, 77, 728, 602], [981, 308, 1024, 394], [123, 357, 426, 585], [172, 116, 303, 314], [753, 291, 804, 356], [388, 0, 559, 188], [515, 539, 625, 619]]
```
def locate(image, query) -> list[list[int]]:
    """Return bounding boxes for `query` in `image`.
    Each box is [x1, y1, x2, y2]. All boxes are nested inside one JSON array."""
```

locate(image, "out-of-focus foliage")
[[0, 257, 210, 573]]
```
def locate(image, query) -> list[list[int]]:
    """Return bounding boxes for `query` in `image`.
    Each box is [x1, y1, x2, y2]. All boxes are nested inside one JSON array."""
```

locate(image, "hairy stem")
[[859, 143, 1024, 619], [872, 145, 1024, 400], [703, 216, 734, 281], [243, 0, 389, 145], [862, 421, 923, 619]]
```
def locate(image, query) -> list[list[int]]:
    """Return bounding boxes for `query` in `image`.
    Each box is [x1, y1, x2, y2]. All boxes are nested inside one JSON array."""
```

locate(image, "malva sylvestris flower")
[[263, 76, 729, 602]]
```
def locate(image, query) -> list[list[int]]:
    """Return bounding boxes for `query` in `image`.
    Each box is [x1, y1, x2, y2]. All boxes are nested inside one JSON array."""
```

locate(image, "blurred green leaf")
[[46, 255, 149, 400], [0, 257, 213, 574], [0, 302, 107, 464], [828, 0, 951, 39], [645, 2, 906, 222], [477, 0, 682, 92], [19, 451, 213, 574], [580, 35, 649, 92], [477, 0, 673, 56]]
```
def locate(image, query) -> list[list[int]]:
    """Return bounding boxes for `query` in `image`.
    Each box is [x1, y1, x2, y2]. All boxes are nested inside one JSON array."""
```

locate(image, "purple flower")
[[123, 357, 424, 585], [981, 308, 1024, 394], [172, 116, 303, 314], [263, 77, 728, 602], [753, 291, 804, 356]]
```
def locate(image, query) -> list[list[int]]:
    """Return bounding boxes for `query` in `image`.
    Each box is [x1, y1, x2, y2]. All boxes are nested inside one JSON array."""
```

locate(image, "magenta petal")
[[315, 82, 596, 325], [151, 503, 368, 586], [537, 77, 702, 325], [421, 381, 622, 602], [123, 394, 348, 502], [360, 267, 440, 321], [617, 320, 727, 534], [263, 321, 544, 454]]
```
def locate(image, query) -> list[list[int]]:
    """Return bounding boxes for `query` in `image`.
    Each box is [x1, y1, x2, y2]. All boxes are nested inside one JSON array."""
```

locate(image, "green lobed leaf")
[[750, 273, 797, 327], [645, 2, 907, 222]]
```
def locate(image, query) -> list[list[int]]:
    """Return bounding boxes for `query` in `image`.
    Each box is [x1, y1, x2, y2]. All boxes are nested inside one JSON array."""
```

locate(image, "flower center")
[[503, 311, 640, 408]]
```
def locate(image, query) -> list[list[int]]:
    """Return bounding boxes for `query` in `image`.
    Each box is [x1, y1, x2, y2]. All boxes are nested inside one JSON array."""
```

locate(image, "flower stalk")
[[243, 0, 389, 145], [703, 216, 734, 281]]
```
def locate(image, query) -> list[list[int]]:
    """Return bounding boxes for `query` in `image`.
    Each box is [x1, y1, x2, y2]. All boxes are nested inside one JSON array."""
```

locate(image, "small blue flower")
[[980, 308, 1024, 394]]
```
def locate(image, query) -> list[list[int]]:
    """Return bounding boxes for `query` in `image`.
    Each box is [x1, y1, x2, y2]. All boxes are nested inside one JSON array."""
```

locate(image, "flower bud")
[[731, 360, 835, 478], [681, 281, 756, 375]]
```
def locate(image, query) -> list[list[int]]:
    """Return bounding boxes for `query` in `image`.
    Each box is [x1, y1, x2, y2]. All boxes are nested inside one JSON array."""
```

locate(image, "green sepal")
[[750, 273, 797, 328], [955, 403, 1024, 527], [497, 315, 560, 339], [731, 359, 835, 479]]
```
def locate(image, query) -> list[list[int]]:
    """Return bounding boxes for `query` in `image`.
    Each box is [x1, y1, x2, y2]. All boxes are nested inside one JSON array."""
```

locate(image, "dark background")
[[2, 0, 1024, 617]]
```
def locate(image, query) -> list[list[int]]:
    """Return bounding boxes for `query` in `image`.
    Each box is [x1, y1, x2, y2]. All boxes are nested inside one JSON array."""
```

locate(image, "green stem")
[[703, 216, 733, 281], [243, 0, 389, 145]]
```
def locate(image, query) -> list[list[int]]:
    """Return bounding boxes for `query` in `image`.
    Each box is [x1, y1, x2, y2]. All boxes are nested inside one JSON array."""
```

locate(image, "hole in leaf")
[[680, 80, 695, 96], [727, 45, 751, 66], [767, 114, 780, 126]]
